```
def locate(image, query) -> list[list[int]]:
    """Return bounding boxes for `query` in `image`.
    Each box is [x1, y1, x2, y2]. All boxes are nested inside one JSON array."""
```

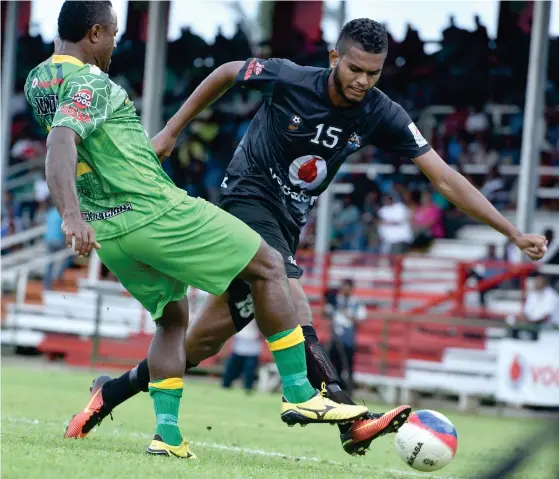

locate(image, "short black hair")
[[342, 278, 354, 288], [336, 18, 388, 55], [58, 1, 113, 43]]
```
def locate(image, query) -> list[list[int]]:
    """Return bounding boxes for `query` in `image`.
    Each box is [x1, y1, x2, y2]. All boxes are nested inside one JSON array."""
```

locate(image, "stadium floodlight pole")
[[141, 1, 170, 137], [0, 0, 18, 190], [315, 184, 333, 267], [338, 1, 347, 33], [516, 0, 551, 239]]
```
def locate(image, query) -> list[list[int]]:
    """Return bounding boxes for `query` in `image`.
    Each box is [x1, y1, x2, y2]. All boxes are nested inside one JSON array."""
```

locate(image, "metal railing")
[[7, 248, 75, 306], [1, 224, 46, 251]]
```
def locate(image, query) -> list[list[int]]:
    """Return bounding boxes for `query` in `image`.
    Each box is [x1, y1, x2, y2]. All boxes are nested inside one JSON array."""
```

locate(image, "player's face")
[[90, 8, 118, 72], [330, 43, 385, 104]]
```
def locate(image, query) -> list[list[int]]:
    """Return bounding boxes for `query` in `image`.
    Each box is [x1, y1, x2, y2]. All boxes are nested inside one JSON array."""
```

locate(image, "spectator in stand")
[[1, 192, 18, 241], [542, 228, 559, 269], [507, 272, 559, 341], [465, 137, 500, 167], [410, 190, 445, 252], [324, 279, 367, 398], [378, 193, 412, 255], [222, 319, 261, 393], [443, 107, 469, 139], [33, 170, 50, 219], [362, 190, 382, 253], [333, 196, 364, 251], [544, 228, 554, 248], [43, 200, 71, 290], [468, 243, 504, 308], [447, 134, 469, 165], [465, 105, 490, 136], [480, 166, 508, 210]]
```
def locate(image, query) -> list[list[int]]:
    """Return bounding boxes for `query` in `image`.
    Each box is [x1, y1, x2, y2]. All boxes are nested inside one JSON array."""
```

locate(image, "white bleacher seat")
[[0, 329, 44, 347]]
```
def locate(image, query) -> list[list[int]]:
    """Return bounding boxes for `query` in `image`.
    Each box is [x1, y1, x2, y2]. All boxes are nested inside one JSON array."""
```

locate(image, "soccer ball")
[[394, 410, 458, 472]]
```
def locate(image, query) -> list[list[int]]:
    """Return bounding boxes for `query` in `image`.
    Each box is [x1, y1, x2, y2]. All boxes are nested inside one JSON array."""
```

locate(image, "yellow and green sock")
[[148, 377, 184, 446], [266, 325, 316, 403]]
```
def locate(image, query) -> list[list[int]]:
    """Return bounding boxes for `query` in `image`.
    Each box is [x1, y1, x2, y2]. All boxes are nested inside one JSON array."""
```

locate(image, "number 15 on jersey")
[[310, 124, 342, 149]]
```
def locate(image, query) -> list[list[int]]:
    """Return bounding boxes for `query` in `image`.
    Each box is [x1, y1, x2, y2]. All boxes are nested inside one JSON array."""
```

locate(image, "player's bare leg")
[[68, 275, 405, 450], [65, 300, 197, 458], [144, 300, 197, 458], [287, 279, 411, 455], [235, 241, 367, 425], [64, 294, 234, 439]]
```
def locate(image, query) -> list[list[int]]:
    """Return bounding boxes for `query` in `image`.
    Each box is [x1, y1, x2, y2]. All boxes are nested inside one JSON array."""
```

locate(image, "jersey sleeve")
[[371, 100, 432, 159], [52, 73, 113, 139], [234, 58, 287, 97]]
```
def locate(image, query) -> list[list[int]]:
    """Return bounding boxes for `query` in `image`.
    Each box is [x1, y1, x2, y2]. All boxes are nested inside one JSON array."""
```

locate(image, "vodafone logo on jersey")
[[289, 155, 327, 190]]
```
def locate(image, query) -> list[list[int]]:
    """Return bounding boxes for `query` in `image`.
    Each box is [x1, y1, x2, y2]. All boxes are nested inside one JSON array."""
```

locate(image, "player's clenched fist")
[[62, 214, 101, 257], [512, 233, 548, 261]]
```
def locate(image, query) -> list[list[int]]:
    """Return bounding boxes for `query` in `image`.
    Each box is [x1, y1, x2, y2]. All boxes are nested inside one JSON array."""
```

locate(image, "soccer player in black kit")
[[66, 19, 548, 457]]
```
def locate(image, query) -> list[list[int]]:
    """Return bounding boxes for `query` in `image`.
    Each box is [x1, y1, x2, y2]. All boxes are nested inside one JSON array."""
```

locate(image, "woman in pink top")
[[410, 191, 445, 250]]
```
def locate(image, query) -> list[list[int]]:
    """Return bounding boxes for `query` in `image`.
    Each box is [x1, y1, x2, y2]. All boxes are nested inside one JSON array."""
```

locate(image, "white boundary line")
[[3, 416, 463, 479]]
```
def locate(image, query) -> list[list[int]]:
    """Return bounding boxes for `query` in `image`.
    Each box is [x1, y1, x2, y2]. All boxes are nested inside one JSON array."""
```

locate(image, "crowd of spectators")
[[3, 15, 559, 255]]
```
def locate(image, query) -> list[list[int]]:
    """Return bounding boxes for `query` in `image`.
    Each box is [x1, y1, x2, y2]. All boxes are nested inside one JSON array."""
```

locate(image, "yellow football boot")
[[146, 435, 198, 459], [281, 383, 368, 426]]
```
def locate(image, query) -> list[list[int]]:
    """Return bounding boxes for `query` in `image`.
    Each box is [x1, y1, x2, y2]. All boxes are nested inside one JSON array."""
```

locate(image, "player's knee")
[[247, 241, 284, 281], [160, 301, 189, 329], [185, 328, 224, 361]]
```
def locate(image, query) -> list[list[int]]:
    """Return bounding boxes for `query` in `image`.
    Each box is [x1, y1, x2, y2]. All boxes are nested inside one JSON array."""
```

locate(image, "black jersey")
[[220, 57, 432, 235]]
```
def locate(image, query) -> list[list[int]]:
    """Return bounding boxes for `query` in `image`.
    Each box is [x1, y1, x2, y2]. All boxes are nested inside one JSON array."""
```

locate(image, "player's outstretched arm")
[[152, 61, 245, 161], [46, 127, 100, 256], [413, 149, 547, 261]]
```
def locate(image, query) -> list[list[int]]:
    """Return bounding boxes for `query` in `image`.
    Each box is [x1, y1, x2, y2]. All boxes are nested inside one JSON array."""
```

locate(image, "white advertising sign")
[[497, 339, 559, 406]]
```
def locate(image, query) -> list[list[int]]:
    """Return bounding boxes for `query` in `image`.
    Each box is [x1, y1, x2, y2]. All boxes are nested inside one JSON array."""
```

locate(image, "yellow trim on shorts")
[[148, 378, 184, 390], [266, 325, 304, 352], [77, 162, 92, 177]]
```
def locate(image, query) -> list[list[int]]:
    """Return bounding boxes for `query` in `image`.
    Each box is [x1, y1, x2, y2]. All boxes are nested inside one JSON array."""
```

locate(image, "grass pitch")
[[1, 363, 557, 479]]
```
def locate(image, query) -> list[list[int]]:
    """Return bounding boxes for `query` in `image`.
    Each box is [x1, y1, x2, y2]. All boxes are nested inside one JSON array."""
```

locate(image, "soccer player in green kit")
[[25, 1, 368, 458]]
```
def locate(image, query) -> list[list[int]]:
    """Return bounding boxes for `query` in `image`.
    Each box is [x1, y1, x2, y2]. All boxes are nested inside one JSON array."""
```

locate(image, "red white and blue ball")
[[395, 410, 458, 472]]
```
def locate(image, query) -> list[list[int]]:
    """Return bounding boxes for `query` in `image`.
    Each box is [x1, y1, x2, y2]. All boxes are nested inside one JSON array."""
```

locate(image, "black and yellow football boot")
[[146, 434, 198, 459], [281, 383, 368, 426]]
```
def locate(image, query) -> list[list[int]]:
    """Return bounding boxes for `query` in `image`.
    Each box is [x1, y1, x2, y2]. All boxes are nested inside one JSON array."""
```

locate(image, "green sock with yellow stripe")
[[266, 325, 316, 403], [148, 377, 183, 447]]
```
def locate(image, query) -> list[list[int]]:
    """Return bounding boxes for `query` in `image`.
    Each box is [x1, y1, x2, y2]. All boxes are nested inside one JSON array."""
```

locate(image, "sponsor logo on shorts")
[[287, 256, 297, 265], [235, 294, 254, 319], [60, 104, 91, 123], [72, 89, 93, 109], [82, 203, 132, 222]]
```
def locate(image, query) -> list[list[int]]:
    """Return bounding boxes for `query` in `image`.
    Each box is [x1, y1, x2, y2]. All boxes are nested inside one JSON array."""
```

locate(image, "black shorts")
[[222, 196, 303, 279], [221, 196, 303, 331]]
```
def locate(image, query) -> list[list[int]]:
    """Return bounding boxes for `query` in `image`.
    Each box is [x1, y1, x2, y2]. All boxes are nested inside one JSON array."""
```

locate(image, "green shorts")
[[97, 196, 261, 320]]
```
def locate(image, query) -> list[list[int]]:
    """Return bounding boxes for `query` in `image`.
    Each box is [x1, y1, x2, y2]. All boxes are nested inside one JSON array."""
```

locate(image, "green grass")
[[1, 363, 557, 479]]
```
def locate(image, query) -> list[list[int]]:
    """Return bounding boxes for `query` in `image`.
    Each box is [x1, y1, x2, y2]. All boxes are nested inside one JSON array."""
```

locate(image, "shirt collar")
[[52, 55, 85, 67]]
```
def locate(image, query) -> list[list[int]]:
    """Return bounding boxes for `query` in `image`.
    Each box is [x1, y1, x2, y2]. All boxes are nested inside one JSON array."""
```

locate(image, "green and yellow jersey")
[[25, 55, 186, 240]]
